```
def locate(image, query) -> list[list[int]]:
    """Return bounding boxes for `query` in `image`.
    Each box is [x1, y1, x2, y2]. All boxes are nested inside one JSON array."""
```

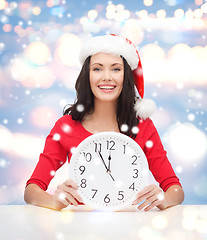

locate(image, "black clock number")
[[79, 165, 85, 175], [132, 155, 138, 165], [107, 140, 115, 150], [83, 152, 92, 162], [123, 145, 126, 154], [133, 169, 139, 178], [104, 194, 110, 203], [129, 182, 135, 191], [80, 179, 87, 188], [91, 189, 98, 198], [118, 191, 124, 200], [94, 142, 102, 153]]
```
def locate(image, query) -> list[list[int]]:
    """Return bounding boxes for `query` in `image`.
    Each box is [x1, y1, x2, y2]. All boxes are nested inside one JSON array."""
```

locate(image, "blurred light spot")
[[121, 124, 129, 132], [55, 33, 82, 66], [0, 0, 8, 10], [175, 165, 183, 173], [0, 125, 12, 151], [185, 9, 194, 19], [0, 42, 5, 52], [10, 1, 18, 9], [194, 8, 203, 18], [195, 0, 203, 5], [137, 10, 148, 19], [156, 9, 166, 18], [88, 9, 98, 20], [60, 211, 74, 224], [121, 19, 144, 45], [163, 122, 207, 164], [144, 0, 153, 6], [157, 193, 165, 201], [201, 3, 207, 13], [32, 6, 41, 15], [62, 124, 71, 133], [50, 170, 56, 176], [145, 140, 153, 148], [53, 133, 61, 141], [196, 219, 207, 234], [2, 23, 12, 32], [187, 113, 195, 121], [0, 158, 8, 168], [17, 118, 23, 124], [76, 104, 84, 112], [174, 9, 184, 19], [59, 193, 66, 200], [152, 215, 168, 229], [70, 147, 76, 154], [30, 106, 58, 129], [131, 126, 139, 134], [24, 42, 51, 65]]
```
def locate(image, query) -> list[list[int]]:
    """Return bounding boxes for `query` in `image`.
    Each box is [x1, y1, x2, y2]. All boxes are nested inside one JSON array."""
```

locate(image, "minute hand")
[[98, 151, 108, 171], [97, 152, 115, 181]]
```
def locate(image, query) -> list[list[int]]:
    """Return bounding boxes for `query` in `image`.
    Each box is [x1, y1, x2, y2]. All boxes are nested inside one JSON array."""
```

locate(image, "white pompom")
[[134, 98, 156, 120]]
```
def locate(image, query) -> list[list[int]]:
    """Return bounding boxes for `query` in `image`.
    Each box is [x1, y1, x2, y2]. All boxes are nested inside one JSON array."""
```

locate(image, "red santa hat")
[[79, 34, 156, 120]]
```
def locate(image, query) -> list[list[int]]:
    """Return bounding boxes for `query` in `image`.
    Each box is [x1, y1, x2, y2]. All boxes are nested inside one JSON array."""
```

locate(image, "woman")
[[24, 34, 184, 211]]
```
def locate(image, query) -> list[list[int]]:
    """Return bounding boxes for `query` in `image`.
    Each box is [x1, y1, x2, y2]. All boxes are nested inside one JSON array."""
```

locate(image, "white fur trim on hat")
[[134, 98, 156, 120], [79, 35, 139, 70]]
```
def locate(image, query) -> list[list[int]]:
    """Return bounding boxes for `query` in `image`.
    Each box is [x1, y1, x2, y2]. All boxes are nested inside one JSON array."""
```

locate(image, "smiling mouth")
[[98, 85, 116, 90]]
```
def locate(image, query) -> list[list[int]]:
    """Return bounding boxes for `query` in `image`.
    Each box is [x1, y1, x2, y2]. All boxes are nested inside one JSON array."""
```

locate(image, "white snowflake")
[[53, 133, 61, 141], [145, 140, 153, 148]]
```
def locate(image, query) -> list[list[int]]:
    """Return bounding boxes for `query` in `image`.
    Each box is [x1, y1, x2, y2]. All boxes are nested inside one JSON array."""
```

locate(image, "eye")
[[93, 68, 101, 71], [113, 68, 121, 72]]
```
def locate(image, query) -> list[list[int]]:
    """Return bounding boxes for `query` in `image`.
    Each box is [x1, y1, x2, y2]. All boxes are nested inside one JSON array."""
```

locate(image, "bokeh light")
[[54, 33, 82, 66], [163, 122, 207, 164], [30, 106, 59, 129], [24, 42, 51, 65]]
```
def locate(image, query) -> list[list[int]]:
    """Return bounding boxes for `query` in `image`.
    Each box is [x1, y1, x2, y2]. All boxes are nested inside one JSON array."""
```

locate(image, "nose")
[[102, 70, 112, 81]]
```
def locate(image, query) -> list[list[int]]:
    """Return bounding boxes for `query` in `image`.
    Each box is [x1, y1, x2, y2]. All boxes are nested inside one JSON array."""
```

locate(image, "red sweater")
[[26, 115, 181, 192]]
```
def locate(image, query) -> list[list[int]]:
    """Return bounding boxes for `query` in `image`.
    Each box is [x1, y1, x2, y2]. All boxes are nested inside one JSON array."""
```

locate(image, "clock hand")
[[97, 151, 115, 181], [107, 150, 111, 173], [97, 151, 108, 171]]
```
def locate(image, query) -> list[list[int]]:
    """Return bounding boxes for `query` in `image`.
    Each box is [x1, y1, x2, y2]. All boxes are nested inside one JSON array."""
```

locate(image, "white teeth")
[[99, 86, 115, 90]]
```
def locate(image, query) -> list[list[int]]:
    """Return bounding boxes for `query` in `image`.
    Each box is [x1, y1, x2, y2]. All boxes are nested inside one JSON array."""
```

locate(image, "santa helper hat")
[[79, 34, 156, 120]]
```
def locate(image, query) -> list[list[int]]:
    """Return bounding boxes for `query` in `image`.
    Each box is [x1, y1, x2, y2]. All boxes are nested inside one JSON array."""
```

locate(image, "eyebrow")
[[91, 63, 123, 67]]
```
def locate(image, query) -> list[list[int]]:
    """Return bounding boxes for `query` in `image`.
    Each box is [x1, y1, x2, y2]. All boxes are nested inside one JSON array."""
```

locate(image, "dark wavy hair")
[[63, 56, 139, 138]]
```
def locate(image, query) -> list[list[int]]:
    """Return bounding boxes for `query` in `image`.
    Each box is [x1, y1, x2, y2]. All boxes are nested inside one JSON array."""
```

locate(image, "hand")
[[133, 184, 166, 211], [53, 179, 83, 208], [97, 151, 115, 181]]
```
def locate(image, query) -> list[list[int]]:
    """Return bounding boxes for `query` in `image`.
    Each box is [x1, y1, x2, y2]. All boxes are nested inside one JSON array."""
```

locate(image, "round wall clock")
[[69, 131, 149, 211]]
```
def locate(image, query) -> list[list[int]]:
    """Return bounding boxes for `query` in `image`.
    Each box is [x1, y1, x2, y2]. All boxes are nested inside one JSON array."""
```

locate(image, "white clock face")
[[69, 132, 149, 211]]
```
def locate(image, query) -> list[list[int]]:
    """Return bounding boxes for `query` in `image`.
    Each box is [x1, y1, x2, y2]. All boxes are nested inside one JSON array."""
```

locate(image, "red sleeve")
[[26, 118, 68, 191], [138, 119, 182, 192]]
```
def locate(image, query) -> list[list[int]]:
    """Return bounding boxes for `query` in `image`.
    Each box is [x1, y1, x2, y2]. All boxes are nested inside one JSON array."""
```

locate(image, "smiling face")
[[89, 53, 124, 104]]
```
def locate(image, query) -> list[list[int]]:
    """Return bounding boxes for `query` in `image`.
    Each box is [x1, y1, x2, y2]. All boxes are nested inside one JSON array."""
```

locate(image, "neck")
[[92, 99, 117, 122]]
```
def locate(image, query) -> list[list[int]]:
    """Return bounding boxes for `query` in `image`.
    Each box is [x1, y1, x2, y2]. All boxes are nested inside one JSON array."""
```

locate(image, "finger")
[[138, 194, 158, 210], [55, 190, 71, 207], [62, 185, 83, 203], [133, 188, 157, 205], [144, 200, 159, 211], [136, 184, 156, 198], [64, 192, 79, 206], [64, 179, 78, 190]]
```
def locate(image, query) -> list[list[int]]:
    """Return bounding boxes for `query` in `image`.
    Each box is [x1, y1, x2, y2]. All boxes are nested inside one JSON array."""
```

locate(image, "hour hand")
[[107, 150, 111, 173]]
